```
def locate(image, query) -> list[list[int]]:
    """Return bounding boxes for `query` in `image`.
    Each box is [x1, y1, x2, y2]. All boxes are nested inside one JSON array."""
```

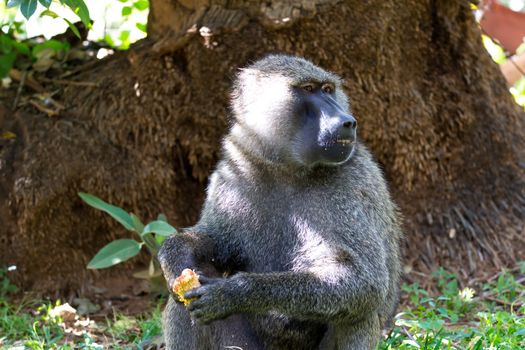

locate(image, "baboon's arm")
[[157, 232, 217, 288], [185, 255, 389, 324]]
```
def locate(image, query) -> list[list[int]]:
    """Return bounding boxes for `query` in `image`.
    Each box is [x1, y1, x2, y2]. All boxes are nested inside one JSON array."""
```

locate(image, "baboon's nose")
[[342, 116, 357, 129]]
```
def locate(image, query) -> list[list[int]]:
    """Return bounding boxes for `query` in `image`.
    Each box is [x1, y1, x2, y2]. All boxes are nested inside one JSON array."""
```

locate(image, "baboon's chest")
[[230, 183, 355, 273]]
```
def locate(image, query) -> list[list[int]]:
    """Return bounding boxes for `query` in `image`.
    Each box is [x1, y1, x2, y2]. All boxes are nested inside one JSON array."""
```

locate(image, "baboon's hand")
[[157, 234, 202, 290], [185, 275, 241, 324]]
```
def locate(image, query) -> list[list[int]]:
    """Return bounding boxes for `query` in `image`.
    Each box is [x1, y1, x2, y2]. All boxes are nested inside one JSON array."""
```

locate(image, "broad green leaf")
[[32, 39, 69, 56], [78, 192, 134, 230], [64, 0, 90, 27], [20, 0, 38, 19], [12, 41, 31, 56], [121, 6, 132, 16], [0, 52, 16, 78], [136, 23, 146, 33], [40, 9, 58, 18], [38, 0, 51, 8], [155, 234, 166, 245], [133, 0, 148, 11], [87, 239, 141, 269], [103, 34, 115, 47], [130, 213, 144, 233], [142, 220, 177, 236], [63, 18, 80, 39], [514, 328, 525, 336], [119, 30, 130, 42], [6, 0, 22, 8], [0, 35, 13, 54]]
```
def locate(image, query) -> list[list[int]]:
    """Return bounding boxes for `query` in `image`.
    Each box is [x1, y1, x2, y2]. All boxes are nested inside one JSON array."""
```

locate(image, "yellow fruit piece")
[[172, 269, 201, 305]]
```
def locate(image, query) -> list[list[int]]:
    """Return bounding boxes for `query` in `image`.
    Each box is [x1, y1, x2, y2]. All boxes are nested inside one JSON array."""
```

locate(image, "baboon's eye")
[[322, 84, 335, 94], [301, 84, 315, 92]]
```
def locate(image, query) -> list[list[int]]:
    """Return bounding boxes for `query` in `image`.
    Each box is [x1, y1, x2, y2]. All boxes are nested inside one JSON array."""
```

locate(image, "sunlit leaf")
[[121, 6, 132, 16], [78, 192, 134, 230], [64, 0, 90, 27], [20, 0, 38, 19], [119, 30, 130, 42], [136, 22, 147, 33], [515, 328, 525, 336], [482, 35, 506, 65], [40, 9, 58, 18], [38, 0, 51, 8], [87, 239, 141, 269], [133, 0, 148, 11], [63, 18, 81, 39], [103, 34, 115, 47], [6, 0, 22, 8], [142, 220, 177, 236], [155, 235, 166, 245]]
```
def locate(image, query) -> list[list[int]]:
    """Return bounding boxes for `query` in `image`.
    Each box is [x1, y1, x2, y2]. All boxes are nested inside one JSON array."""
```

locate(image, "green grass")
[[0, 269, 163, 349], [380, 264, 525, 349], [1, 264, 524, 349]]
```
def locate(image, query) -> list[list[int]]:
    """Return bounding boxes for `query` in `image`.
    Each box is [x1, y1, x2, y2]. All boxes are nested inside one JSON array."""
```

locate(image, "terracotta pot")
[[480, 0, 525, 54]]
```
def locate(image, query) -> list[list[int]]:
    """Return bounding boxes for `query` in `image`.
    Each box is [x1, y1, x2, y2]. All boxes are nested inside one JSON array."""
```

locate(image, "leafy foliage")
[[86, 239, 142, 269], [1, 0, 148, 58], [78, 192, 177, 271], [6, 0, 90, 26], [2, 265, 523, 348], [379, 266, 525, 349]]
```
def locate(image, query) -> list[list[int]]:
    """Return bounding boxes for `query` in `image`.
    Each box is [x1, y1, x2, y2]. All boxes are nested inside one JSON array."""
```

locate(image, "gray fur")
[[159, 54, 402, 350]]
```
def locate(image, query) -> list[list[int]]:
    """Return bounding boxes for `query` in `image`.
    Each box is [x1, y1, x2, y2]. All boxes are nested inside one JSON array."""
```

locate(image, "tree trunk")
[[1, 0, 523, 293]]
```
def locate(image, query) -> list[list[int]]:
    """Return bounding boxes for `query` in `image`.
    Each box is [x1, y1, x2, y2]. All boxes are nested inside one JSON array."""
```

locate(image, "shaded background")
[[0, 0, 524, 295]]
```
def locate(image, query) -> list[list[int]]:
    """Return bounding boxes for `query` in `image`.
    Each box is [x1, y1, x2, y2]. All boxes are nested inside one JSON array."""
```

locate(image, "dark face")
[[291, 82, 357, 166]]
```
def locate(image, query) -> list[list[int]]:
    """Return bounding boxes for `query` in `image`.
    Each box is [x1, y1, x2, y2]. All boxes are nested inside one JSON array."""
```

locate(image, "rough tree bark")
[[0, 0, 523, 293]]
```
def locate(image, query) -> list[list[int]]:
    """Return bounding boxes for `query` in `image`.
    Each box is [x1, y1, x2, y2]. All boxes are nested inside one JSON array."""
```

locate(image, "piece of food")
[[172, 269, 201, 305]]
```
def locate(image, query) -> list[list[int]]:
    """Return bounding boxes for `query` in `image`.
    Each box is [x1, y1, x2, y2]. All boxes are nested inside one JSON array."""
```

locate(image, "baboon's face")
[[289, 80, 357, 166], [233, 67, 357, 167]]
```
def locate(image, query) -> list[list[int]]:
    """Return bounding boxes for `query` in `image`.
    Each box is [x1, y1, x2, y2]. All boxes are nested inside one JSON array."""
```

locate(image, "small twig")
[[28, 100, 59, 117], [39, 77, 99, 87], [400, 327, 418, 344], [34, 93, 66, 110], [13, 70, 27, 109], [59, 59, 103, 79], [487, 266, 521, 283], [9, 68, 44, 92]]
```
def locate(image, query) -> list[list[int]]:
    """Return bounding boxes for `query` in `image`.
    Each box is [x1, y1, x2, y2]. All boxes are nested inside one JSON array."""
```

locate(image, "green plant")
[[5, 0, 90, 27], [380, 265, 525, 349], [78, 192, 176, 286], [115, 0, 148, 49]]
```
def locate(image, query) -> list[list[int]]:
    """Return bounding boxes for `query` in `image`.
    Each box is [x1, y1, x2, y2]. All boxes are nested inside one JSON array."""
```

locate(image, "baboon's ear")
[[237, 68, 258, 80], [236, 68, 262, 90]]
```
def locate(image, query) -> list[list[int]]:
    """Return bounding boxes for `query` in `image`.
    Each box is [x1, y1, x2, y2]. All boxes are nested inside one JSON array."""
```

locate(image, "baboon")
[[158, 54, 402, 350]]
